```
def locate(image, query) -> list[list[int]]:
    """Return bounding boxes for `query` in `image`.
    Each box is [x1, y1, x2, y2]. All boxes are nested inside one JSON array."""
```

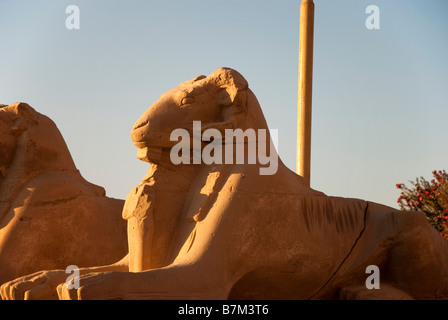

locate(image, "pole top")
[[301, 0, 314, 7]]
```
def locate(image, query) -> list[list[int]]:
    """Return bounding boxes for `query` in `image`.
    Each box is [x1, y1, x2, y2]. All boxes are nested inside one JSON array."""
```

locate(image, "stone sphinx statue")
[[1, 68, 448, 300], [0, 103, 127, 287]]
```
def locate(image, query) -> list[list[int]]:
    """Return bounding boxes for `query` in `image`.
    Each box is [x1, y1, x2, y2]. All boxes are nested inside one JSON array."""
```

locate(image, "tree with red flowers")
[[396, 170, 448, 242]]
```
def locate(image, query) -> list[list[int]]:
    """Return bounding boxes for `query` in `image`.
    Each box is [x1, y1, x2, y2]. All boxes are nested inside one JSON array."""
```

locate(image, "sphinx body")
[[0, 103, 127, 286], [2, 69, 448, 300]]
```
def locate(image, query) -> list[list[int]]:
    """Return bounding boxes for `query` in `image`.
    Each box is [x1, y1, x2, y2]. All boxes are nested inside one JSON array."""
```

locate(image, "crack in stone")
[[307, 202, 369, 299]]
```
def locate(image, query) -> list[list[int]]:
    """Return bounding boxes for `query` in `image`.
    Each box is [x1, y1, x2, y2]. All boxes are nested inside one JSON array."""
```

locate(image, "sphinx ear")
[[202, 68, 248, 132]]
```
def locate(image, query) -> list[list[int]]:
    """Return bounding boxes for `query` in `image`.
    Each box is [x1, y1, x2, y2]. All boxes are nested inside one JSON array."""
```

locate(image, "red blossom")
[[396, 170, 448, 242]]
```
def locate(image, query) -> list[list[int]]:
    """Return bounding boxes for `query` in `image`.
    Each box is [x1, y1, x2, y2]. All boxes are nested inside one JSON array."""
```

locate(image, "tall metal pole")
[[296, 0, 315, 186]]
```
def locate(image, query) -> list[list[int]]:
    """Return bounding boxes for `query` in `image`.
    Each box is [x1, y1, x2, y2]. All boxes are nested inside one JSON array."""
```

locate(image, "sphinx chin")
[[136, 146, 163, 163]]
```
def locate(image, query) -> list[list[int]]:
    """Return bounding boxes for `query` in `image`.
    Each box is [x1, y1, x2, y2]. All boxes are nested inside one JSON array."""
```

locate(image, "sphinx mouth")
[[133, 140, 149, 148], [131, 121, 153, 148]]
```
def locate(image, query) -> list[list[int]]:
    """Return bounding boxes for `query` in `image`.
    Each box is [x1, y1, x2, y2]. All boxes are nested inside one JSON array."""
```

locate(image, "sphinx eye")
[[180, 96, 195, 106]]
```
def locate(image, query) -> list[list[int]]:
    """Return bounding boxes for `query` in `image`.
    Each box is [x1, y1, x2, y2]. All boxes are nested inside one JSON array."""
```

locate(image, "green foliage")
[[396, 170, 448, 242]]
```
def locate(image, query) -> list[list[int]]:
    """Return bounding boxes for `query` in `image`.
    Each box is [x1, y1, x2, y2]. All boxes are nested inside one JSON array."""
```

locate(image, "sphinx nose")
[[131, 120, 150, 143], [133, 101, 159, 131], [133, 118, 149, 131]]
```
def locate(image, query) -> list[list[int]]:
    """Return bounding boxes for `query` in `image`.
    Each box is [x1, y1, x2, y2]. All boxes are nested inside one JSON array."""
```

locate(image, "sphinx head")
[[131, 68, 252, 161], [0, 103, 39, 183], [0, 102, 78, 188]]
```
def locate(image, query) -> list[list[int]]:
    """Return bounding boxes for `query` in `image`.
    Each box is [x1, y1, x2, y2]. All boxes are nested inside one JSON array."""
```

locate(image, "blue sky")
[[1, 0, 447, 208]]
